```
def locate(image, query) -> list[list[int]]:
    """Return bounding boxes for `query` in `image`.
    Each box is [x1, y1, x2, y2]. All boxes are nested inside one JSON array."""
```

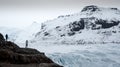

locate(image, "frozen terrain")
[[20, 42, 120, 67]]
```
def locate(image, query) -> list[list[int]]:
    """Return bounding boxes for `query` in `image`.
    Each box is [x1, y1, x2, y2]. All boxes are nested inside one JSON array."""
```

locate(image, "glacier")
[[24, 42, 120, 67]]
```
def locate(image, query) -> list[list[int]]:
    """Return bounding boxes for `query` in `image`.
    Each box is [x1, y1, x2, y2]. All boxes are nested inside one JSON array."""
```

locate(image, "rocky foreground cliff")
[[0, 33, 62, 67]]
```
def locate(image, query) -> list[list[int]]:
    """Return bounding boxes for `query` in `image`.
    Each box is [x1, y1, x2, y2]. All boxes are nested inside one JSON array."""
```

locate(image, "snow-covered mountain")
[[34, 5, 120, 44], [1, 5, 120, 44]]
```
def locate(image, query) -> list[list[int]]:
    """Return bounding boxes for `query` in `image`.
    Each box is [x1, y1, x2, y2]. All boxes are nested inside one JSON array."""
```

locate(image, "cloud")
[[0, 0, 120, 29]]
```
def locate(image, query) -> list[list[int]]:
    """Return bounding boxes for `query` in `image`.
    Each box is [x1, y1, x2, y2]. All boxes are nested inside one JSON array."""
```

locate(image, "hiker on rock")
[[5, 34, 8, 41], [25, 40, 28, 48]]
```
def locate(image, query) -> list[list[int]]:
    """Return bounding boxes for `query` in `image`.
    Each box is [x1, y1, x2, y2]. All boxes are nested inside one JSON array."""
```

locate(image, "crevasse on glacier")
[[47, 48, 120, 67]]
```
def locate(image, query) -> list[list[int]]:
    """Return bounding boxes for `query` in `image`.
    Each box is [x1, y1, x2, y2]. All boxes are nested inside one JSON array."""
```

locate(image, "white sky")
[[0, 0, 120, 29]]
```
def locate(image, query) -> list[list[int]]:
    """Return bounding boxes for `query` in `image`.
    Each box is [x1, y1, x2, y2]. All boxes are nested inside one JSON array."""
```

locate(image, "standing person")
[[5, 34, 8, 41], [25, 40, 28, 48]]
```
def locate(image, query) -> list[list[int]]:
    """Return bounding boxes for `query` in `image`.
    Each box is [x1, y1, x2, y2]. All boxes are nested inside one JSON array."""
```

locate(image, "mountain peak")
[[33, 5, 120, 44], [81, 5, 100, 12]]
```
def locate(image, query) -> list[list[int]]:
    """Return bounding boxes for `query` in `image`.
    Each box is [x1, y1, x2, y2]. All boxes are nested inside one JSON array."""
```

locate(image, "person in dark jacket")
[[5, 34, 8, 41], [25, 40, 28, 48]]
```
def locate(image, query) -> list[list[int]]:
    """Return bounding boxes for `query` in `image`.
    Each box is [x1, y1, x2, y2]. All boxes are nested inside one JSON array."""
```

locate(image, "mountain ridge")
[[34, 5, 120, 44], [0, 5, 120, 44]]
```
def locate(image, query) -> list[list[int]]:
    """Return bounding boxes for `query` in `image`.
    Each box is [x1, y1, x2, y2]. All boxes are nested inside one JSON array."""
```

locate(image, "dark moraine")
[[0, 33, 63, 67]]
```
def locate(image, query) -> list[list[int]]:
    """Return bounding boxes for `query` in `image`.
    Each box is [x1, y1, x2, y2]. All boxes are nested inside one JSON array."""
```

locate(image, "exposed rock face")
[[68, 19, 85, 32], [0, 33, 5, 46], [79, 17, 120, 30], [0, 63, 61, 67], [0, 33, 62, 67], [81, 5, 100, 12]]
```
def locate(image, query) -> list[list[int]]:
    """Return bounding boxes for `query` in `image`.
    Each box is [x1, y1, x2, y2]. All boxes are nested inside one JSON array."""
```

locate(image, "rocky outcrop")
[[81, 5, 100, 12], [0, 33, 62, 67], [0, 33, 5, 46]]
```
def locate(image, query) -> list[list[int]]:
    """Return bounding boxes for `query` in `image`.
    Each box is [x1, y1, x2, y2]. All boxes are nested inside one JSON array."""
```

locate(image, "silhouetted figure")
[[25, 40, 28, 48], [5, 34, 8, 41]]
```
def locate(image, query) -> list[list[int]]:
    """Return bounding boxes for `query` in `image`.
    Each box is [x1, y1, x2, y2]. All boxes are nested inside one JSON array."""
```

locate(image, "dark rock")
[[0, 47, 53, 64], [4, 41, 20, 49], [81, 5, 100, 12], [14, 48, 42, 54], [44, 32, 50, 36], [60, 34, 65, 37], [0, 33, 5, 41], [77, 17, 120, 30], [68, 32, 75, 36], [0, 63, 63, 67], [0, 33, 5, 47], [56, 26, 60, 29], [95, 19, 120, 29], [0, 33, 62, 67], [41, 23, 46, 30], [111, 8, 118, 10], [69, 19, 84, 31]]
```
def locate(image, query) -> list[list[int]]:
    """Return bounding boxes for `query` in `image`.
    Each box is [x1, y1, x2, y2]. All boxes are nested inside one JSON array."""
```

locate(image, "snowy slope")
[[15, 22, 41, 43], [0, 22, 41, 43], [34, 5, 120, 44], [0, 26, 22, 42]]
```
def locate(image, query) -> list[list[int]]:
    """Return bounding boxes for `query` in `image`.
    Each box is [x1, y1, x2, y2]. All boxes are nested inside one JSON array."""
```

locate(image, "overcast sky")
[[0, 0, 120, 29]]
